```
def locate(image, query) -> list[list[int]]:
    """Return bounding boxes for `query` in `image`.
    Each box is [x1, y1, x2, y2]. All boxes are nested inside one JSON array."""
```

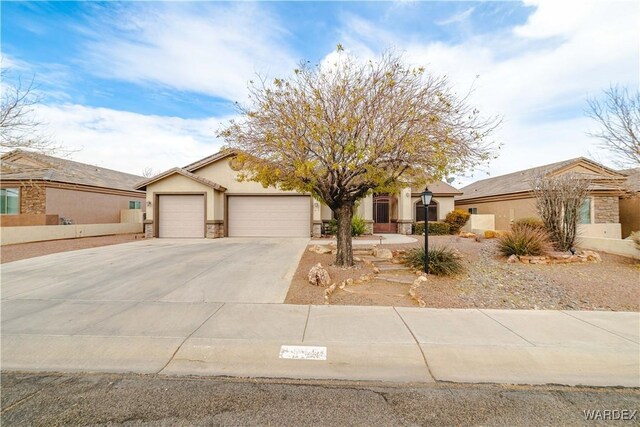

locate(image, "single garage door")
[[228, 196, 310, 237], [158, 194, 205, 238]]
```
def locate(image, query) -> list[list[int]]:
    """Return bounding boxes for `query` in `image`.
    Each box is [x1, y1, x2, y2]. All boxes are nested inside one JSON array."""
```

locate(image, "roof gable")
[[183, 149, 236, 173], [135, 167, 227, 191]]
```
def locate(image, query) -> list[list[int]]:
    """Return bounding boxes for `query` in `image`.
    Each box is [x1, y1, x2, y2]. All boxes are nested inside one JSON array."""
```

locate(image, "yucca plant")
[[403, 246, 464, 276], [497, 224, 552, 256]]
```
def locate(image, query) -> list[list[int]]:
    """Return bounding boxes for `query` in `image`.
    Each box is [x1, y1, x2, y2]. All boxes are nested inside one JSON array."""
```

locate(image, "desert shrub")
[[444, 209, 471, 234], [413, 221, 451, 236], [351, 215, 367, 236], [512, 217, 545, 230], [497, 224, 552, 256], [484, 230, 498, 239], [325, 215, 367, 236], [403, 246, 464, 276]]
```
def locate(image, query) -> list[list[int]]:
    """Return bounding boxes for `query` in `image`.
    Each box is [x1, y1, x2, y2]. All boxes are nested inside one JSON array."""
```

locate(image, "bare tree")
[[1, 68, 56, 154], [587, 85, 640, 167], [142, 167, 157, 178], [531, 173, 590, 251], [220, 48, 500, 266]]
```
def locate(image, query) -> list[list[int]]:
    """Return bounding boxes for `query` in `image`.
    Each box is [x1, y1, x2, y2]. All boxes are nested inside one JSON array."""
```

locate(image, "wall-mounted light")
[[147, 201, 152, 207], [313, 202, 320, 208]]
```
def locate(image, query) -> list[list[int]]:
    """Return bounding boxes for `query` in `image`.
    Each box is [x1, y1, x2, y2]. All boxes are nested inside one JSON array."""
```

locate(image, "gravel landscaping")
[[285, 235, 639, 311], [0, 234, 145, 264]]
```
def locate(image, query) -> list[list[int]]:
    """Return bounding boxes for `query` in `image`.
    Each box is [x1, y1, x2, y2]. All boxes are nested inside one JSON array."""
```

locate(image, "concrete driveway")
[[1, 237, 308, 304]]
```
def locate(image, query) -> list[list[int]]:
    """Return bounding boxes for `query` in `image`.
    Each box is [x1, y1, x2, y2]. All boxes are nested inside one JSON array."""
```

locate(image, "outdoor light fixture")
[[147, 201, 152, 207], [421, 187, 433, 274]]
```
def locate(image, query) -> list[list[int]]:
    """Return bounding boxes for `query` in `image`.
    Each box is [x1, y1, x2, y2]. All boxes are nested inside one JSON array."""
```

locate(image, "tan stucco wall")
[[619, 195, 640, 238], [455, 197, 538, 230], [145, 174, 216, 221], [194, 160, 301, 195], [46, 188, 145, 225], [411, 196, 456, 222], [1, 222, 142, 246]]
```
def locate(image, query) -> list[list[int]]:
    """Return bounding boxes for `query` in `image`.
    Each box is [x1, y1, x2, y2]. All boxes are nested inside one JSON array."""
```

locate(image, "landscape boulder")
[[373, 246, 393, 259], [308, 263, 331, 287], [308, 245, 333, 254]]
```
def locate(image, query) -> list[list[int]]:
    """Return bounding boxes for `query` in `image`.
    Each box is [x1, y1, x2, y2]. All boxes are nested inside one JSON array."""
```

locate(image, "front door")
[[373, 195, 396, 233]]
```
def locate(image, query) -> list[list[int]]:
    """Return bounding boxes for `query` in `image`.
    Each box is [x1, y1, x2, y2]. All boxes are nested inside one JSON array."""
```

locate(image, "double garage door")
[[228, 196, 310, 237], [158, 194, 310, 238]]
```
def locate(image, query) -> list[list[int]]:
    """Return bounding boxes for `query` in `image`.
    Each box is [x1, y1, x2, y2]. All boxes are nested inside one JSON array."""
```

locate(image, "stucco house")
[[0, 150, 146, 226], [135, 150, 462, 238], [619, 167, 640, 238], [454, 157, 628, 238]]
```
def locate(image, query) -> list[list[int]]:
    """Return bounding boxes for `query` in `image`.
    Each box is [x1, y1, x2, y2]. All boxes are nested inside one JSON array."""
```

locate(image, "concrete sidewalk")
[[309, 234, 417, 245], [2, 304, 638, 387]]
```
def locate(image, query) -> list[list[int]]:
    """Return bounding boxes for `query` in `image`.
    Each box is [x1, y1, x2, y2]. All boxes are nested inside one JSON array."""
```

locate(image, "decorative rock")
[[507, 254, 518, 263], [308, 263, 331, 287], [308, 245, 332, 254], [354, 257, 362, 262], [581, 250, 602, 262], [459, 232, 476, 238], [373, 247, 393, 259], [373, 267, 380, 274]]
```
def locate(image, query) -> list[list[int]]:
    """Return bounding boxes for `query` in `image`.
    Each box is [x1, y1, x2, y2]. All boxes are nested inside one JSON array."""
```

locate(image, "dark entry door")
[[373, 195, 396, 233]]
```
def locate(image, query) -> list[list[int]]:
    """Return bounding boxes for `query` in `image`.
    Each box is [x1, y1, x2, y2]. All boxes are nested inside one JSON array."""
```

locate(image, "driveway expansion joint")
[[157, 302, 226, 374], [477, 309, 537, 347], [393, 306, 436, 382]]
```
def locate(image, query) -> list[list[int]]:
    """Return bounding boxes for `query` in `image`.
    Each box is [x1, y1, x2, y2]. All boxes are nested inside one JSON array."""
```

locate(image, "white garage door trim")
[[228, 195, 310, 237], [158, 194, 205, 238]]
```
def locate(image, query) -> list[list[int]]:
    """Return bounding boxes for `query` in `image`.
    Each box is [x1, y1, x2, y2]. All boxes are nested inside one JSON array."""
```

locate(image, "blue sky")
[[1, 1, 638, 184]]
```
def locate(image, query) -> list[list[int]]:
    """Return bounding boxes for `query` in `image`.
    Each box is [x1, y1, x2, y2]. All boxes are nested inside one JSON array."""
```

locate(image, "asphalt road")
[[2, 372, 639, 426]]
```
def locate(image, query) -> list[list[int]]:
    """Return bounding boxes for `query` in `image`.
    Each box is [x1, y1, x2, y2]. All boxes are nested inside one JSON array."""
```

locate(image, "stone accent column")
[[364, 220, 374, 235], [594, 196, 620, 223], [143, 221, 154, 238], [20, 183, 46, 214], [397, 220, 412, 235], [312, 221, 322, 238], [206, 221, 225, 238]]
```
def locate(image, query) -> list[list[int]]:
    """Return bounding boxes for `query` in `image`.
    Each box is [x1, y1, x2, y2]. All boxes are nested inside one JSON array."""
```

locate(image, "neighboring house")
[[0, 150, 146, 226], [619, 167, 640, 238], [135, 150, 462, 238], [454, 157, 627, 238]]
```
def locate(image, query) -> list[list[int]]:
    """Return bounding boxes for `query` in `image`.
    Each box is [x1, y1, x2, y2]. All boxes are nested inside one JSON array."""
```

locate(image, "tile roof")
[[0, 150, 144, 192], [457, 157, 625, 201]]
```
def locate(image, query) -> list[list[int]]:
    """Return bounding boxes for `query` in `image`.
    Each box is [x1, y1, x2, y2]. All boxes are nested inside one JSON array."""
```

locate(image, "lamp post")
[[421, 187, 433, 274]]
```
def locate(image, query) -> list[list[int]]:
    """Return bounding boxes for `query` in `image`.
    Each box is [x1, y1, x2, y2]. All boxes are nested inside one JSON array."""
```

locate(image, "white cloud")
[[36, 104, 232, 176], [80, 2, 296, 102], [333, 0, 639, 185], [437, 7, 475, 26]]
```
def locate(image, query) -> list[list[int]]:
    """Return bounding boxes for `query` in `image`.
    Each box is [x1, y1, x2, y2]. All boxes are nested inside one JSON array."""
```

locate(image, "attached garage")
[[228, 195, 310, 237], [158, 194, 205, 238]]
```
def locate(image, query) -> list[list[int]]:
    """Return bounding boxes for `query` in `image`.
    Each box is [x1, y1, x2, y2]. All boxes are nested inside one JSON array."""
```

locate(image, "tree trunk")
[[334, 203, 354, 266]]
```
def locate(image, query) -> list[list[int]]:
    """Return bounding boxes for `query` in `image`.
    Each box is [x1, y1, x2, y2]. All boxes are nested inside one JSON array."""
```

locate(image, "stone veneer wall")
[[20, 183, 46, 215], [593, 196, 619, 223], [396, 221, 412, 235], [144, 222, 154, 238], [206, 223, 224, 238]]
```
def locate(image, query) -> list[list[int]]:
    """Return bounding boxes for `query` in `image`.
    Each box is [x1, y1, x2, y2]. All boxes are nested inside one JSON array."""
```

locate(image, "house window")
[[0, 188, 19, 214], [578, 198, 591, 224], [468, 208, 478, 214], [415, 200, 438, 222], [129, 201, 141, 209]]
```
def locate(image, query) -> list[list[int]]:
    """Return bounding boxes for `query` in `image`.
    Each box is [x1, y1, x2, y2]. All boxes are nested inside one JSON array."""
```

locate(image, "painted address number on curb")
[[279, 345, 327, 360]]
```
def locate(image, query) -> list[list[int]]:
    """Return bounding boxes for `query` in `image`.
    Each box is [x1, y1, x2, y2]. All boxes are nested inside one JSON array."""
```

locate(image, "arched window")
[[415, 200, 438, 222]]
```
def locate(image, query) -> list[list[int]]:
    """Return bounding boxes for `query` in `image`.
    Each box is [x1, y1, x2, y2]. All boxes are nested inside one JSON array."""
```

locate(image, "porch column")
[[397, 187, 413, 235], [362, 194, 374, 234], [312, 198, 322, 238]]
